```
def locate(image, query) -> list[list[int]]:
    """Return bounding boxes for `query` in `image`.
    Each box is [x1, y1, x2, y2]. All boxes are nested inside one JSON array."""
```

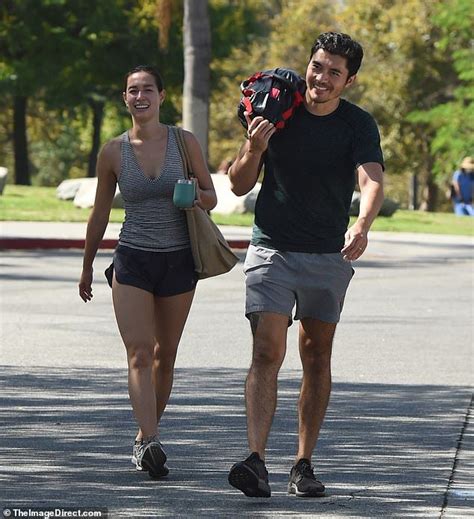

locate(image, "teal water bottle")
[[173, 179, 196, 208]]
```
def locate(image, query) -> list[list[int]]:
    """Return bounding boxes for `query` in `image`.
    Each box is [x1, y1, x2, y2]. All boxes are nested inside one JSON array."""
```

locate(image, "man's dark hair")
[[123, 65, 164, 92], [310, 32, 363, 78]]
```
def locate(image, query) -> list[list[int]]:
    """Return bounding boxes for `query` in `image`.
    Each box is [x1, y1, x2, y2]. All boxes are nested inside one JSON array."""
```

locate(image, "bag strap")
[[173, 126, 194, 180]]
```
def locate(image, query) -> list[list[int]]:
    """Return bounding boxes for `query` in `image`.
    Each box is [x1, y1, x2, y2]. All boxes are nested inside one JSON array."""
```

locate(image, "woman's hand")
[[79, 268, 94, 302]]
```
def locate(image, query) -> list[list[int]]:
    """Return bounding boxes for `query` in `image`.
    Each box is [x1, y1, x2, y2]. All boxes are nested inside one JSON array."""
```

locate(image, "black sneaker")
[[135, 438, 169, 479], [228, 452, 271, 497], [288, 458, 325, 497]]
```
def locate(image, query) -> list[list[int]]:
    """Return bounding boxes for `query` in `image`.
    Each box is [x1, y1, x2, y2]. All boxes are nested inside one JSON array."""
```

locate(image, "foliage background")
[[1, 0, 473, 210]]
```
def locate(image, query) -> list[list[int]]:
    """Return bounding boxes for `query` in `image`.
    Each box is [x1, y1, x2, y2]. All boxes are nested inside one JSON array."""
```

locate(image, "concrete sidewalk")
[[0, 221, 252, 249]]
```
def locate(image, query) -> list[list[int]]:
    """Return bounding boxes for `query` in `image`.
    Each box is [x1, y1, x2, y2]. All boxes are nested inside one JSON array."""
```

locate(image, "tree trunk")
[[409, 173, 419, 210], [182, 0, 211, 160], [419, 178, 439, 212], [13, 95, 30, 185], [418, 141, 438, 211], [88, 100, 104, 177]]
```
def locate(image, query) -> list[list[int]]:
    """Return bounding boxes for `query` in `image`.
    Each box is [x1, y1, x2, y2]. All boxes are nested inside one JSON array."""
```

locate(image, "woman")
[[79, 65, 217, 478]]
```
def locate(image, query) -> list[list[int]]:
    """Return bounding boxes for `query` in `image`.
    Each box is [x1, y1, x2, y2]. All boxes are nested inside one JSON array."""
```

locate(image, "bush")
[[31, 126, 87, 187]]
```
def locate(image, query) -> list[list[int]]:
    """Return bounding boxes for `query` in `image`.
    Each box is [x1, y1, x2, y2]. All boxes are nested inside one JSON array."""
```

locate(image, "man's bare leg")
[[228, 312, 289, 497], [286, 318, 336, 497], [296, 318, 336, 462], [246, 312, 289, 458]]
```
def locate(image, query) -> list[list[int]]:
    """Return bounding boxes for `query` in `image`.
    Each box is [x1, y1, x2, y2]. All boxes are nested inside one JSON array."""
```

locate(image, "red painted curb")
[[0, 238, 250, 250], [0, 238, 117, 250]]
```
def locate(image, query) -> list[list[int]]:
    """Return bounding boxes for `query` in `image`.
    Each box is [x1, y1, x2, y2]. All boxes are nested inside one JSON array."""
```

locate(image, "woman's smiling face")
[[123, 71, 165, 119]]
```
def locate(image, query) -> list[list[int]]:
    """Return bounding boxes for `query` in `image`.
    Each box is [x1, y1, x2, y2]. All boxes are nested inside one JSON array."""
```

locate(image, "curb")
[[0, 238, 250, 250]]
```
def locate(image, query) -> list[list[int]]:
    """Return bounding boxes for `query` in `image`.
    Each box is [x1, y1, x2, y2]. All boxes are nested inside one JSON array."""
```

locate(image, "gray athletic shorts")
[[244, 244, 354, 324]]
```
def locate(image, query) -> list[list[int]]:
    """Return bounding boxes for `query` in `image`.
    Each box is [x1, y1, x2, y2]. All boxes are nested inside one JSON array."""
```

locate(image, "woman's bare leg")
[[152, 290, 195, 426], [112, 278, 157, 440]]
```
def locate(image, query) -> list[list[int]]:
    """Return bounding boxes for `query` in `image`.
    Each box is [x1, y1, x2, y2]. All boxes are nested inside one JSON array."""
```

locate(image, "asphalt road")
[[1, 232, 473, 518]]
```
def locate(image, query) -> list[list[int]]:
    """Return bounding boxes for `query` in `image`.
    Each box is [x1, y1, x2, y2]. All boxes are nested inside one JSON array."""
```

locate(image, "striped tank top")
[[117, 126, 190, 252]]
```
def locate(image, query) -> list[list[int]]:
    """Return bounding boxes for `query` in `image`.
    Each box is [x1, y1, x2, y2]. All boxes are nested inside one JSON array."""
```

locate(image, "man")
[[451, 156, 474, 216], [227, 32, 384, 498]]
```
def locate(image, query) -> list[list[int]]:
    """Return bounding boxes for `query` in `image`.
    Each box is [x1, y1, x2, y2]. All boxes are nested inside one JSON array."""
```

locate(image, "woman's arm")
[[79, 140, 118, 302], [183, 131, 217, 211]]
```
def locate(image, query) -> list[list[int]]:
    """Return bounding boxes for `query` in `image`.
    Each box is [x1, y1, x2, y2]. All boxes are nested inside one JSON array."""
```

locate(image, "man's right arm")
[[228, 115, 275, 196]]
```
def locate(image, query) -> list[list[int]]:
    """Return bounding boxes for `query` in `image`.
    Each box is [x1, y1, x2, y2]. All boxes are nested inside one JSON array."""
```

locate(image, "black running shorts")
[[105, 245, 197, 297]]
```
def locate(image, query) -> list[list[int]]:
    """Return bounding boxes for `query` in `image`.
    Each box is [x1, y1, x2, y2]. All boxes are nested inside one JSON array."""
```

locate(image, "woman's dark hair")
[[310, 32, 363, 78], [123, 65, 164, 92]]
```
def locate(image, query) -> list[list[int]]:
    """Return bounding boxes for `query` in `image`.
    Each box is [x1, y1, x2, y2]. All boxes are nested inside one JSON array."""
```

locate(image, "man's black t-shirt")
[[252, 99, 384, 253]]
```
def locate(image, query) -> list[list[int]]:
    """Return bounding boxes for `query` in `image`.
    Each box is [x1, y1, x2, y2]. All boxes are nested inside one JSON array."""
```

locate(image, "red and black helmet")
[[238, 68, 306, 130]]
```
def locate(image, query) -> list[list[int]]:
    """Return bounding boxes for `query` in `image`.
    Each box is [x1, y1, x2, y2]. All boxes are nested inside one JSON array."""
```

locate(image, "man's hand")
[[342, 162, 384, 261], [228, 113, 275, 196], [245, 113, 276, 153], [341, 220, 368, 261]]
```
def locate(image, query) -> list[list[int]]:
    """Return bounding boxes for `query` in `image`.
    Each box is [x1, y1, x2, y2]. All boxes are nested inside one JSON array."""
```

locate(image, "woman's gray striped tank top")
[[117, 126, 190, 252]]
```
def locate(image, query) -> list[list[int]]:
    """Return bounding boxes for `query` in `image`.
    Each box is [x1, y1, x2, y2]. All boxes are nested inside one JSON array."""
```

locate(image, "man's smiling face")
[[305, 49, 356, 111]]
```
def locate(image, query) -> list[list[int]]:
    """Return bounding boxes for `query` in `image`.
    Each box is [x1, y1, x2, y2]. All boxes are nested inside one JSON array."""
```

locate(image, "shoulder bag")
[[172, 126, 239, 279]]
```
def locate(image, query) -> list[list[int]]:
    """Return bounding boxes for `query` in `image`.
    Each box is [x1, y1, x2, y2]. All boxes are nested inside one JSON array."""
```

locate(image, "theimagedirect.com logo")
[[2, 509, 107, 518]]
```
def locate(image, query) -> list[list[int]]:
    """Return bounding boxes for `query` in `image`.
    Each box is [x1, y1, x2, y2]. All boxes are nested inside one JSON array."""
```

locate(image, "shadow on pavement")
[[0, 366, 471, 518]]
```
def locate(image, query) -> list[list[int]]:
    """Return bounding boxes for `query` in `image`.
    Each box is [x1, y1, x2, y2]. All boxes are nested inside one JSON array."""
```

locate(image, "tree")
[[182, 0, 211, 159], [207, 0, 282, 167], [407, 0, 474, 183], [0, 0, 75, 184], [47, 0, 164, 177], [266, 0, 339, 71], [1, 0, 177, 185], [338, 0, 452, 210]]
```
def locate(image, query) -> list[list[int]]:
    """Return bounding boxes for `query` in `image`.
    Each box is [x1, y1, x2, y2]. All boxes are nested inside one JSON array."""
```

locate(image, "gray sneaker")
[[135, 438, 169, 478], [131, 440, 144, 471]]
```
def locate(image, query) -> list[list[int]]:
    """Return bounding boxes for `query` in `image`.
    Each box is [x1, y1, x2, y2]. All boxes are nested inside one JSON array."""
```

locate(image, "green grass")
[[0, 185, 125, 223], [211, 212, 255, 227], [365, 210, 473, 235], [1, 185, 473, 236]]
